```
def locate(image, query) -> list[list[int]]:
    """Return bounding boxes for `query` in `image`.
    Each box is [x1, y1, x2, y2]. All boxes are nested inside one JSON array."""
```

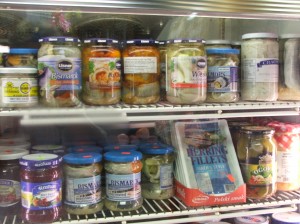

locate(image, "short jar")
[[82, 38, 121, 105], [139, 143, 175, 199], [5, 48, 38, 68], [20, 153, 63, 224], [63, 153, 103, 215], [166, 39, 207, 104], [104, 151, 143, 211], [241, 33, 279, 101], [31, 145, 65, 156], [122, 39, 160, 104], [0, 68, 38, 108]]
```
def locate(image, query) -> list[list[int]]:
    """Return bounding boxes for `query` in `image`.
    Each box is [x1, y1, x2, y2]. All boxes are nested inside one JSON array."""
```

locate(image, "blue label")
[[257, 59, 279, 68], [208, 66, 238, 92]]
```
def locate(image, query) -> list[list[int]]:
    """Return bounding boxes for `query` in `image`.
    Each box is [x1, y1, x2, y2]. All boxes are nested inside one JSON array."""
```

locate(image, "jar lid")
[[0, 68, 37, 74], [0, 149, 29, 160], [32, 145, 64, 151], [63, 152, 102, 164], [206, 48, 240, 54], [139, 143, 174, 155], [205, 39, 231, 45], [279, 34, 300, 39], [242, 32, 278, 40], [234, 216, 269, 224], [240, 126, 275, 135], [104, 151, 142, 162], [20, 153, 62, 168], [67, 145, 103, 154], [83, 38, 119, 44], [267, 121, 300, 134], [272, 212, 300, 224], [231, 41, 242, 46], [167, 39, 205, 44], [39, 36, 80, 43], [126, 39, 158, 45], [9, 48, 38, 54], [103, 144, 138, 153]]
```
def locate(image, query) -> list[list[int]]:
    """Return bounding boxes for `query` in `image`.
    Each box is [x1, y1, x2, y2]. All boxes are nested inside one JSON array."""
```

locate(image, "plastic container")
[[206, 48, 240, 102], [103, 144, 138, 153], [166, 39, 207, 104], [159, 41, 167, 101], [5, 48, 38, 67], [122, 39, 160, 104], [63, 153, 103, 215], [31, 145, 65, 156], [237, 126, 277, 199], [67, 145, 103, 154], [205, 40, 232, 49], [241, 32, 279, 101], [0, 68, 38, 108], [82, 38, 121, 105], [234, 215, 269, 224], [38, 36, 82, 107], [0, 149, 29, 215], [272, 212, 300, 224], [20, 153, 63, 224], [139, 143, 175, 199], [104, 151, 143, 211]]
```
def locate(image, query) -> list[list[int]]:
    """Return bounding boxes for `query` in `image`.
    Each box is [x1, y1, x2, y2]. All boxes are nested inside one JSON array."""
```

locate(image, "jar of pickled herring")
[[122, 39, 160, 104], [82, 38, 121, 105]]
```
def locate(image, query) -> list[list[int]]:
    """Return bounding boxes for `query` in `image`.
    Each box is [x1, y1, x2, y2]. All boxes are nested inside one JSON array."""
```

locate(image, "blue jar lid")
[[39, 36, 80, 43], [83, 38, 119, 44], [206, 48, 240, 54], [20, 153, 62, 168], [126, 39, 159, 45], [67, 145, 103, 154], [104, 151, 142, 162], [139, 143, 174, 155], [9, 48, 38, 54], [63, 152, 102, 164], [103, 144, 138, 153], [167, 39, 205, 44]]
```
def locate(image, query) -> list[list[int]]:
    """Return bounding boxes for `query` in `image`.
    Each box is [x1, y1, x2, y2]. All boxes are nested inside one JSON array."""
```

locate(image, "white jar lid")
[[272, 212, 300, 223], [231, 41, 242, 46], [206, 39, 231, 45], [0, 149, 29, 160], [234, 216, 269, 224], [242, 32, 278, 40], [279, 34, 300, 39]]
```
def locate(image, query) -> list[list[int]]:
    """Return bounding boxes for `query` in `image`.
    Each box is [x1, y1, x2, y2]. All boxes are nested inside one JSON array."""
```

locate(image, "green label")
[[240, 163, 275, 185]]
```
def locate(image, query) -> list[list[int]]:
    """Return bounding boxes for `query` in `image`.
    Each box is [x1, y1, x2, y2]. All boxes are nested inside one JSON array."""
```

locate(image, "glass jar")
[[228, 121, 252, 151], [237, 126, 277, 199], [20, 153, 63, 223], [0, 149, 29, 215], [31, 145, 65, 156], [241, 33, 279, 101], [205, 40, 232, 49], [139, 143, 175, 200], [0, 68, 38, 108], [122, 39, 160, 104], [63, 152, 103, 215], [5, 48, 38, 68], [166, 39, 207, 104], [82, 38, 121, 105], [104, 151, 143, 211], [38, 36, 82, 107], [159, 41, 167, 101], [206, 48, 240, 102]]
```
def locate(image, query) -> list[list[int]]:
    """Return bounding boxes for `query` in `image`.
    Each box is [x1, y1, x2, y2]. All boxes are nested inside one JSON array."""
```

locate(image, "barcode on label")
[[195, 173, 213, 193], [224, 184, 235, 193]]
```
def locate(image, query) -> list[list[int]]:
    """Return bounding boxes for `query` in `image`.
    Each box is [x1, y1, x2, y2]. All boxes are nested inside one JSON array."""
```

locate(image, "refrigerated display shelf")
[[2, 191, 300, 224]]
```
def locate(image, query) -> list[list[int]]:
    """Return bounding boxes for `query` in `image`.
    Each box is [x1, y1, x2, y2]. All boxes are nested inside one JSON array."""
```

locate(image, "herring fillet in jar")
[[82, 38, 121, 105], [122, 39, 160, 104], [241, 33, 279, 101], [38, 36, 82, 107], [166, 39, 207, 104]]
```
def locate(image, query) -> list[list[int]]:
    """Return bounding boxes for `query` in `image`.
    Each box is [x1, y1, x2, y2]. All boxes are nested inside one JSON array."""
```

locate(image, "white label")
[[277, 151, 300, 183], [160, 164, 173, 190], [124, 57, 157, 74], [0, 179, 21, 207], [242, 58, 278, 83]]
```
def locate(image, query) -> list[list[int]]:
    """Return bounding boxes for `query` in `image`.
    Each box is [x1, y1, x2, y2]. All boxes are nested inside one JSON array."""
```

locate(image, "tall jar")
[[159, 41, 167, 101], [122, 39, 160, 104], [82, 38, 121, 105], [241, 33, 279, 101], [237, 126, 277, 199], [38, 36, 82, 107], [63, 153, 103, 215], [166, 39, 207, 104], [20, 153, 63, 223], [104, 151, 143, 211]]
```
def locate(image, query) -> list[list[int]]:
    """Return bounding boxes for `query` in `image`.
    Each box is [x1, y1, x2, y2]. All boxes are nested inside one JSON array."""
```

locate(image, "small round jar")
[[31, 145, 65, 156], [67, 145, 103, 154], [104, 151, 143, 211], [0, 68, 38, 108], [5, 48, 38, 68], [166, 39, 207, 104], [159, 41, 167, 101], [38, 36, 82, 107], [82, 38, 121, 105], [241, 33, 279, 101], [103, 144, 138, 153], [139, 143, 175, 200], [205, 40, 232, 49], [122, 39, 160, 104], [63, 153, 103, 215], [20, 154, 63, 224], [0, 149, 29, 215], [206, 48, 240, 102]]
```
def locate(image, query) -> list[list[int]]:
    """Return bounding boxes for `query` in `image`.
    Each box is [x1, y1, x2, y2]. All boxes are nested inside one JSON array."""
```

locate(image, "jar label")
[[240, 163, 275, 185], [160, 164, 173, 190], [242, 58, 278, 82], [2, 78, 38, 104], [87, 57, 121, 89], [207, 66, 238, 92], [0, 179, 21, 207], [106, 173, 141, 201], [277, 151, 300, 183], [124, 57, 157, 74], [65, 175, 101, 205], [21, 180, 62, 210], [170, 56, 207, 88]]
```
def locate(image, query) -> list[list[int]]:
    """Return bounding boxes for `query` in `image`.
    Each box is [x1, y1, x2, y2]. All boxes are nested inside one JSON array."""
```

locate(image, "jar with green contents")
[[139, 143, 175, 200], [237, 126, 277, 199]]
